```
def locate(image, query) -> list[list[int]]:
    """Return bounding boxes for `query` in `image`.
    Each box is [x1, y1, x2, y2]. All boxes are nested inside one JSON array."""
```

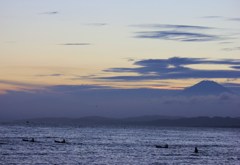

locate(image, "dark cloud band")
[[96, 57, 240, 81], [135, 31, 220, 42], [131, 24, 213, 30]]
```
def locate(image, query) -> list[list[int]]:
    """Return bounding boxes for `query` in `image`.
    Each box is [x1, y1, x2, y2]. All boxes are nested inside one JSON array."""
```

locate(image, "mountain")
[[182, 80, 232, 96]]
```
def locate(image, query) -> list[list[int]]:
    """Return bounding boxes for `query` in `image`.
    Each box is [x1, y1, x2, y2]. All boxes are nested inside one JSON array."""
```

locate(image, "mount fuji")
[[182, 80, 233, 96]]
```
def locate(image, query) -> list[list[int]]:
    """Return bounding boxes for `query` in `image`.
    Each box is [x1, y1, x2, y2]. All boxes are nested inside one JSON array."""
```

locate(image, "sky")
[[0, 0, 240, 120]]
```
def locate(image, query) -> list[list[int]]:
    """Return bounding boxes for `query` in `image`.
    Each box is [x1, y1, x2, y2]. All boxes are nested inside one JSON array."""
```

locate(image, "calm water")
[[0, 125, 239, 164]]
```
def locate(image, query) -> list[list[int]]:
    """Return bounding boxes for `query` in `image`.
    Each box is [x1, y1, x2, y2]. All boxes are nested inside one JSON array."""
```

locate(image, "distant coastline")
[[1, 116, 240, 128]]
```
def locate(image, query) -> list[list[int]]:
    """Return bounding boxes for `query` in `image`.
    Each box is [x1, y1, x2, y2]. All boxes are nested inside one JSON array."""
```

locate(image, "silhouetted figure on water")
[[194, 147, 198, 153], [54, 139, 66, 143], [22, 138, 35, 142], [155, 144, 168, 148]]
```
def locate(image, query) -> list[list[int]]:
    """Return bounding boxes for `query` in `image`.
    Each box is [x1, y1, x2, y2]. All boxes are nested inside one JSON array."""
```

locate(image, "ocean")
[[0, 125, 239, 164]]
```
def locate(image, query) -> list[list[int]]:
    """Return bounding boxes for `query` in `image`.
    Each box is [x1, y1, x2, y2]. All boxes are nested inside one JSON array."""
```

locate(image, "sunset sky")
[[1, 0, 240, 92], [1, 0, 240, 120]]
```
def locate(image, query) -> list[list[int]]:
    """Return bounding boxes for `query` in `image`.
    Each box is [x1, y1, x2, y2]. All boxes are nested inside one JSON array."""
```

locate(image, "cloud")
[[202, 16, 240, 22], [222, 82, 240, 87], [219, 41, 233, 44], [41, 11, 59, 15], [222, 47, 240, 51], [227, 18, 240, 22], [0, 79, 42, 89], [135, 31, 220, 42], [201, 16, 224, 19], [49, 73, 63, 76], [231, 66, 240, 69], [131, 23, 223, 42], [131, 24, 214, 30], [85, 23, 108, 26], [95, 57, 240, 81], [36, 73, 64, 77], [49, 85, 113, 93], [60, 43, 91, 46]]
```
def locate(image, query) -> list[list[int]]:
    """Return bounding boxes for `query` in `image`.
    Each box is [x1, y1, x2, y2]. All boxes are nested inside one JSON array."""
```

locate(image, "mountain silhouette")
[[182, 80, 232, 96], [3, 116, 240, 128]]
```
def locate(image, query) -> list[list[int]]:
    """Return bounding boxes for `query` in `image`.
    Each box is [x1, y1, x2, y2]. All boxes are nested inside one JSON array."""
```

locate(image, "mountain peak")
[[183, 80, 232, 96]]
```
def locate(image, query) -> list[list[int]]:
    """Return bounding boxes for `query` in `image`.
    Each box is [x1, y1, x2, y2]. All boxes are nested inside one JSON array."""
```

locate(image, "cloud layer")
[[96, 57, 240, 81], [136, 31, 220, 42], [132, 24, 214, 30], [132, 24, 224, 42]]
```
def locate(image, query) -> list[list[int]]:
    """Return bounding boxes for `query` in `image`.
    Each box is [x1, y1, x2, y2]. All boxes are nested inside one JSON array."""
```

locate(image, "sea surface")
[[0, 125, 239, 164]]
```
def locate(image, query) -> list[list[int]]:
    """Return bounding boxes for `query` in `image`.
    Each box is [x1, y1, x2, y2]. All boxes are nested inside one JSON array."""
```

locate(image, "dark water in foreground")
[[0, 126, 239, 164]]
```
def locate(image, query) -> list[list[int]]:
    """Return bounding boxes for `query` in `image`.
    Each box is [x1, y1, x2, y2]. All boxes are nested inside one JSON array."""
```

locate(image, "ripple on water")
[[0, 126, 239, 165]]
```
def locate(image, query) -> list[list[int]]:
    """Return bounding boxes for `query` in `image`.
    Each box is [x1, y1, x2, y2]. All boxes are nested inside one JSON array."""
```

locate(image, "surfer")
[[155, 144, 168, 148], [22, 138, 35, 142], [54, 139, 66, 143], [194, 147, 198, 153]]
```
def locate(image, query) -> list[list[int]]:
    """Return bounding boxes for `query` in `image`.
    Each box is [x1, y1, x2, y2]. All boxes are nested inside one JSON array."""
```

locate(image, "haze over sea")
[[0, 125, 240, 165]]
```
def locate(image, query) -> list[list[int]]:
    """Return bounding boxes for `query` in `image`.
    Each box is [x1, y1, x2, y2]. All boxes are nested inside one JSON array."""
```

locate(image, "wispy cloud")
[[223, 82, 240, 87], [60, 43, 91, 46], [0, 79, 42, 89], [131, 24, 224, 42], [93, 57, 240, 81], [219, 41, 233, 44], [228, 18, 240, 22], [36, 73, 64, 77], [135, 31, 220, 42], [41, 11, 59, 15], [131, 24, 214, 30], [222, 47, 240, 51], [202, 16, 240, 22], [201, 16, 224, 19], [85, 23, 108, 26]]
